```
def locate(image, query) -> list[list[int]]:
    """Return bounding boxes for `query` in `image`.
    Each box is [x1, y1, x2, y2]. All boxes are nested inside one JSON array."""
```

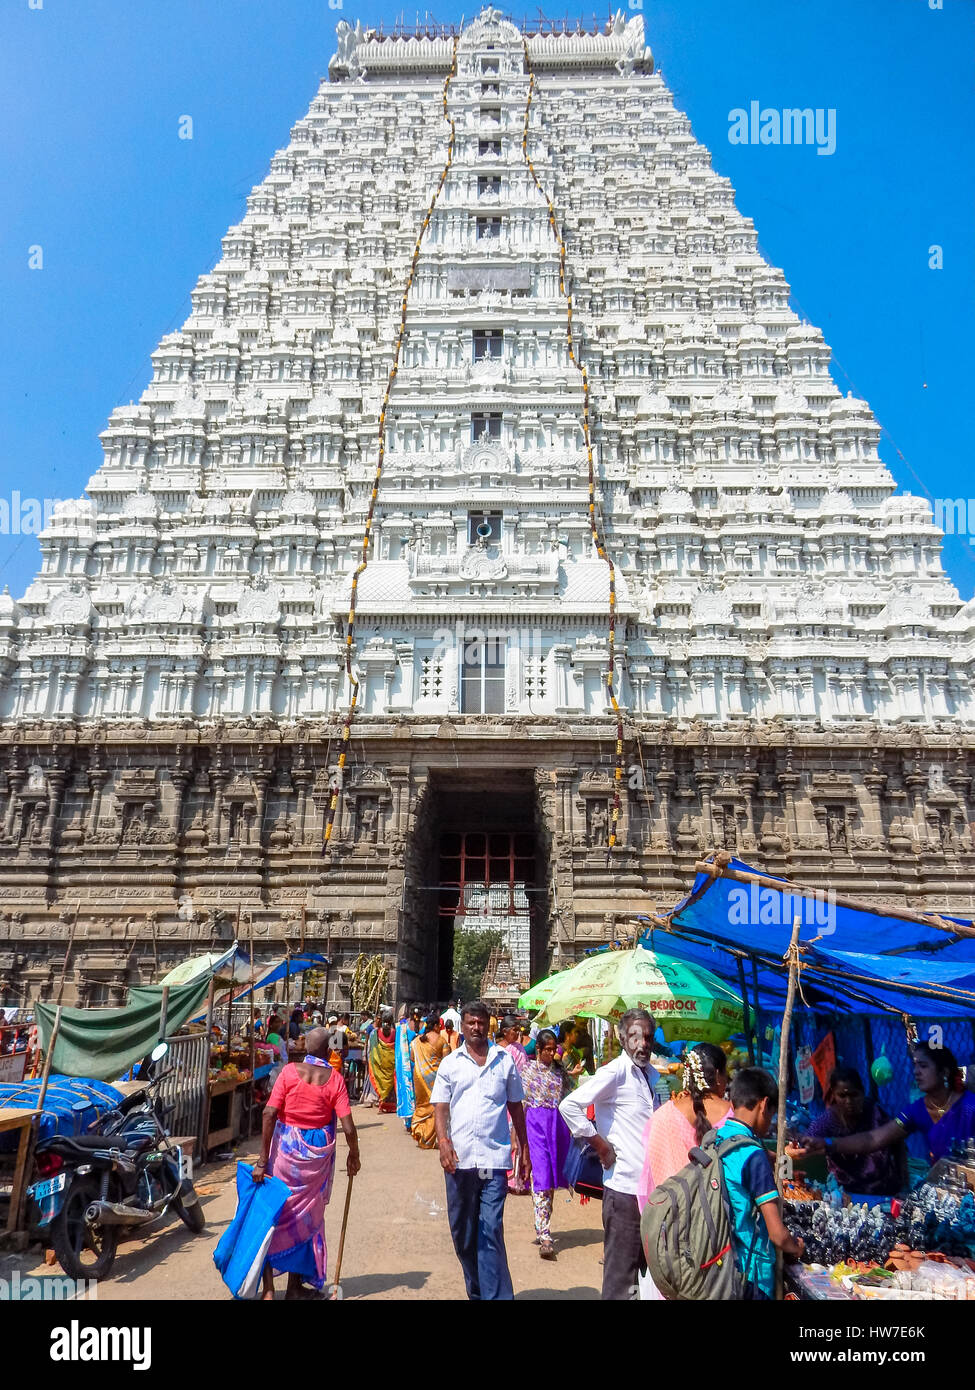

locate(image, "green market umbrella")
[[518, 967, 575, 1012], [534, 945, 743, 1044]]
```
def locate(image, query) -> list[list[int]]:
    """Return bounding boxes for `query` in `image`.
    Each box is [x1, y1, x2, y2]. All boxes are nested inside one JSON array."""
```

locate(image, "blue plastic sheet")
[[213, 1161, 290, 1300], [0, 1077, 123, 1152], [642, 857, 975, 1018]]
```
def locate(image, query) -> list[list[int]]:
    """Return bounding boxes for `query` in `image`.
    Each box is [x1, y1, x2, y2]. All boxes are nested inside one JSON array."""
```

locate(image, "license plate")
[[31, 1173, 66, 1200]]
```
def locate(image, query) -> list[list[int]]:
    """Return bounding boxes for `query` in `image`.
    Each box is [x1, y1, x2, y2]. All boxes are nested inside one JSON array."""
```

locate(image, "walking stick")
[[329, 1172, 355, 1300]]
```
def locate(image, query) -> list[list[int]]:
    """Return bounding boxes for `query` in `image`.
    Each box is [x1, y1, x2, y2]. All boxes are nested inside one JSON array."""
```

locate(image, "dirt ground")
[[4, 1105, 604, 1301]]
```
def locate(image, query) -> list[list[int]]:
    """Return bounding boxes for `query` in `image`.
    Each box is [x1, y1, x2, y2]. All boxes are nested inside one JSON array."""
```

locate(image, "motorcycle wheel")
[[50, 1176, 119, 1281], [174, 1189, 205, 1233]]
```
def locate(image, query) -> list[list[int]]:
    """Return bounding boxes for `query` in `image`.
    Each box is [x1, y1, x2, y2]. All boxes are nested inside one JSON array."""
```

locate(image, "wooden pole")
[[330, 1173, 355, 1300], [55, 904, 80, 1010], [36, 1005, 63, 1115], [200, 975, 217, 1157], [158, 985, 170, 1042], [227, 904, 241, 1045], [751, 956, 762, 1062], [737, 955, 754, 1065], [775, 915, 802, 1301], [691, 858, 975, 938]]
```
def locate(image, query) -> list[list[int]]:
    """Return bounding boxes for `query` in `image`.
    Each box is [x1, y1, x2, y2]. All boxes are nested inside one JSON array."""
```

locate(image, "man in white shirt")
[[431, 998, 531, 1300], [441, 1000, 462, 1031], [559, 1007, 659, 1300]]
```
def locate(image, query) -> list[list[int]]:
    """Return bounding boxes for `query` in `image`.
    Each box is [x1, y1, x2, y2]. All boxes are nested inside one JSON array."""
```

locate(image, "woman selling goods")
[[637, 1043, 733, 1211], [803, 1042, 975, 1167], [521, 1029, 573, 1259], [799, 1066, 906, 1195], [395, 1006, 420, 1131], [367, 1011, 398, 1114], [254, 1027, 360, 1300], [410, 1012, 448, 1149]]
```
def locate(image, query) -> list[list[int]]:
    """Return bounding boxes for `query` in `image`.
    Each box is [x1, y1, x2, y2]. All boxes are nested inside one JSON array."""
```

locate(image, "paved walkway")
[[5, 1106, 604, 1300]]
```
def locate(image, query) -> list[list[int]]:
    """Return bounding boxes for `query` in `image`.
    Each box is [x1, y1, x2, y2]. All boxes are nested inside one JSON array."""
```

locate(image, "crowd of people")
[[242, 993, 975, 1302]]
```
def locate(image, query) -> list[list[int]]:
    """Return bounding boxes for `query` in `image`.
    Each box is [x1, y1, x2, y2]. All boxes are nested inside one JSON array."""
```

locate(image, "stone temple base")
[[0, 716, 972, 1009]]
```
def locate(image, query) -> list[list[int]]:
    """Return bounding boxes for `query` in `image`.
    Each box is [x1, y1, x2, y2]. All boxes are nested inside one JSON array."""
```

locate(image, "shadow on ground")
[[338, 1269, 431, 1299]]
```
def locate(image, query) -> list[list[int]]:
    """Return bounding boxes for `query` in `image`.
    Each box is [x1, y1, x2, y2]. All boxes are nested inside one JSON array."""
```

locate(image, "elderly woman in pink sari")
[[254, 1027, 360, 1300], [637, 1044, 733, 1300]]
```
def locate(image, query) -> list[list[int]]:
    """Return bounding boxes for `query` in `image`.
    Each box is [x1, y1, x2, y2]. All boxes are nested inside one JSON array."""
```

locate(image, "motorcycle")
[[27, 1042, 205, 1280]]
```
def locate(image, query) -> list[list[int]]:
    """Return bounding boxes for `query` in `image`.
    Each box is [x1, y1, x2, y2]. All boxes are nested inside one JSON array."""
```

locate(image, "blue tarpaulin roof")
[[639, 857, 975, 1019]]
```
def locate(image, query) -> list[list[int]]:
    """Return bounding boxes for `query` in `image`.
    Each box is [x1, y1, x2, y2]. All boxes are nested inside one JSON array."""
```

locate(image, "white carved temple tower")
[[1, 11, 973, 1007]]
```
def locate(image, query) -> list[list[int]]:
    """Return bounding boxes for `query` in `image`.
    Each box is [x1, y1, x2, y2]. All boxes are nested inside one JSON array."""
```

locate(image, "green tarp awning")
[[35, 977, 212, 1082]]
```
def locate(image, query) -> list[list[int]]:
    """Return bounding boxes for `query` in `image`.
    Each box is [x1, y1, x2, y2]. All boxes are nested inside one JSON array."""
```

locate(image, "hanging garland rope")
[[323, 39, 460, 854], [519, 56, 625, 848]]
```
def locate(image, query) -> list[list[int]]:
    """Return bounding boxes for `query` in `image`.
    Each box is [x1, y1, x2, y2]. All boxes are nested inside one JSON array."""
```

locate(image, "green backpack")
[[640, 1127, 761, 1300]]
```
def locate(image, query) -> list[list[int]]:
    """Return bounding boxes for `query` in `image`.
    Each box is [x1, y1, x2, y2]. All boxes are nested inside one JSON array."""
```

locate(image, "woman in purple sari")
[[522, 1029, 573, 1260], [804, 1042, 975, 1170]]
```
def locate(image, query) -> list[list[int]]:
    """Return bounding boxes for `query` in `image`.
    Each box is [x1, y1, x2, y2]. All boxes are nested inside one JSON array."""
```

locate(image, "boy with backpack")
[[716, 1067, 804, 1298], [640, 1065, 803, 1299]]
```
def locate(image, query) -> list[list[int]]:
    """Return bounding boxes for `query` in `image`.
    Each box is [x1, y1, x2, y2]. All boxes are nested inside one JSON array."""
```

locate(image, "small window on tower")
[[478, 175, 501, 197], [461, 635, 506, 715], [478, 139, 502, 157], [468, 512, 502, 544], [471, 413, 502, 442], [473, 329, 503, 362], [482, 56, 499, 73], [481, 82, 500, 97], [481, 107, 502, 124], [476, 216, 503, 240]]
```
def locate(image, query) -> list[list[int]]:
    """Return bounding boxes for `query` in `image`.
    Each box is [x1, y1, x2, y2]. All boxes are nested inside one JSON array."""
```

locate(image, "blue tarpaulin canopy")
[[638, 857, 975, 1019]]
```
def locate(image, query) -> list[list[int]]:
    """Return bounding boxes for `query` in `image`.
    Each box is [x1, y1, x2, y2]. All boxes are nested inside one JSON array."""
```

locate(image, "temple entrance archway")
[[407, 769, 550, 1003]]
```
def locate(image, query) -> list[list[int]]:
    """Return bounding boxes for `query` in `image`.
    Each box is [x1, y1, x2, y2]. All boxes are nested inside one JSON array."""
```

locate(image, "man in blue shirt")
[[717, 1067, 804, 1298], [431, 998, 530, 1300]]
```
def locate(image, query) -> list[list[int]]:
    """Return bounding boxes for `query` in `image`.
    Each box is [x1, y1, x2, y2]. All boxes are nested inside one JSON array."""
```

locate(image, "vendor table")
[[205, 1075, 250, 1154], [785, 1264, 853, 1301], [0, 1108, 35, 1234]]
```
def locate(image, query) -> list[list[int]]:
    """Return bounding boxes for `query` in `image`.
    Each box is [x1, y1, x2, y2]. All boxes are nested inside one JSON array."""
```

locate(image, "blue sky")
[[1, 0, 972, 600]]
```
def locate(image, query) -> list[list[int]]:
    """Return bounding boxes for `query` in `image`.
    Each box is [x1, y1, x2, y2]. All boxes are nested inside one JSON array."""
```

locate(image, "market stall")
[[638, 851, 975, 1300]]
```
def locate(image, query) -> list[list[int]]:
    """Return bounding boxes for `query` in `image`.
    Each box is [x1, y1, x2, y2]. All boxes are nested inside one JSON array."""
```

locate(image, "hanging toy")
[[871, 1047, 894, 1087]]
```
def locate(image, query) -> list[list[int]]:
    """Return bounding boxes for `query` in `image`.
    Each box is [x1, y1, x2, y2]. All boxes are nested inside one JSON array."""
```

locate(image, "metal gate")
[[158, 1032, 210, 1158]]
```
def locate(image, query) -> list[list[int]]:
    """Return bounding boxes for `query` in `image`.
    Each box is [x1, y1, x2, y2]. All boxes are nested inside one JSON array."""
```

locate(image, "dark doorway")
[[410, 771, 548, 1002]]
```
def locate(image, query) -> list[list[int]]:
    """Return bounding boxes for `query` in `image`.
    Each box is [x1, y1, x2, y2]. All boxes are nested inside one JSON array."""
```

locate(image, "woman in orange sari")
[[410, 1014, 448, 1148]]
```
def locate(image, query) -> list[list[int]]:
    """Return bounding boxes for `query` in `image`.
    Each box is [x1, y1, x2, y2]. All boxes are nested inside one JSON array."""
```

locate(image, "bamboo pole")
[[227, 904, 241, 1045], [330, 1173, 355, 1301], [691, 858, 975, 938], [55, 904, 80, 1010], [158, 985, 170, 1042], [36, 1005, 62, 1115], [737, 955, 754, 1065], [199, 974, 217, 1158], [775, 916, 803, 1301]]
